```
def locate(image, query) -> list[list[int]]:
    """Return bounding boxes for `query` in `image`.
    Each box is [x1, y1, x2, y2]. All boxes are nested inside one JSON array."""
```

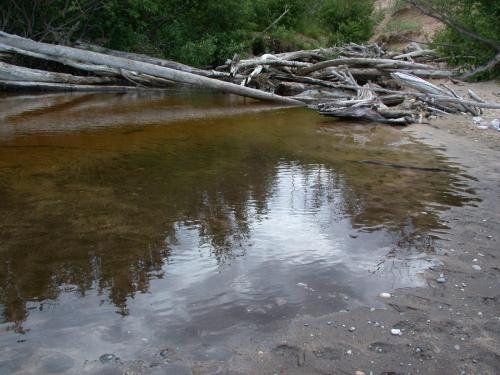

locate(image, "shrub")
[[320, 0, 376, 45]]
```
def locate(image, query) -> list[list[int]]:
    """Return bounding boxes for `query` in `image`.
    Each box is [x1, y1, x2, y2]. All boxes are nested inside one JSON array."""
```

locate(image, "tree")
[[408, 0, 500, 79]]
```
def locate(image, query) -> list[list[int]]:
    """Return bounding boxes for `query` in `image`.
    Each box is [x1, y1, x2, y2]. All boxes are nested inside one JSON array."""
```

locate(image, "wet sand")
[[200, 82, 500, 375]]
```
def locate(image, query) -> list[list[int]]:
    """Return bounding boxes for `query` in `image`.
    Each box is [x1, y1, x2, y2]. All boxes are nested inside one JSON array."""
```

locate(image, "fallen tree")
[[0, 31, 303, 106], [0, 32, 499, 124]]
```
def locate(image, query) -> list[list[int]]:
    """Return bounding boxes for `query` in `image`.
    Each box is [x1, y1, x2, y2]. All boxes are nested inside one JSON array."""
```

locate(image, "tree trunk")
[[0, 61, 117, 84], [0, 80, 155, 92], [74, 42, 237, 80], [0, 32, 304, 106], [300, 58, 436, 75]]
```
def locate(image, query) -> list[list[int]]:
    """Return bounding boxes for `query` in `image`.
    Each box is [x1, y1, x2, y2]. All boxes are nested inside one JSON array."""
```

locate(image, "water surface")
[[0, 92, 472, 374]]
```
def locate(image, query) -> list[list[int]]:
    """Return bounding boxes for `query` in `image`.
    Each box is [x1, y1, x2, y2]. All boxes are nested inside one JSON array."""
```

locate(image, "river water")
[[0, 91, 473, 374]]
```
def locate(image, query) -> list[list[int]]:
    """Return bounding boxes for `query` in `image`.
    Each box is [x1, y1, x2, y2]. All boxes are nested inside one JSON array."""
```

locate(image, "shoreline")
[[203, 83, 500, 375]]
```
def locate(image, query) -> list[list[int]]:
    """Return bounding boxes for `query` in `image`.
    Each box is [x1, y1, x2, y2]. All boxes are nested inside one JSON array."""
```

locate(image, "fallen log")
[[318, 103, 411, 125], [300, 58, 436, 75], [74, 41, 237, 80], [0, 32, 304, 106], [1, 33, 498, 126], [0, 42, 180, 87], [0, 80, 154, 92], [0, 61, 117, 85], [0, 42, 121, 76], [313, 67, 457, 80], [393, 49, 438, 60]]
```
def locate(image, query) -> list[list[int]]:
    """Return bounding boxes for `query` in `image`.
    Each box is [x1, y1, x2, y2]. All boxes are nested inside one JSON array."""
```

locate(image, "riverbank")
[[0, 83, 498, 375], [189, 82, 500, 375]]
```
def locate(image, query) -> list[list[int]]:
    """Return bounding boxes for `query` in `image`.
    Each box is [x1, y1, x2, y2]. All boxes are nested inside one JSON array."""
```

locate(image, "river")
[[0, 91, 474, 374]]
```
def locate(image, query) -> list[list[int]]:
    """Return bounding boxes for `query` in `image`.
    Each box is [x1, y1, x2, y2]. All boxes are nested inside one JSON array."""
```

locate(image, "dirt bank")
[[372, 0, 444, 48]]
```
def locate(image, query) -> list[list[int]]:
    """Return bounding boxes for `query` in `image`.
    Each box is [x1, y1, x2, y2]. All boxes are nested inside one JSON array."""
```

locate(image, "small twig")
[[259, 7, 290, 35]]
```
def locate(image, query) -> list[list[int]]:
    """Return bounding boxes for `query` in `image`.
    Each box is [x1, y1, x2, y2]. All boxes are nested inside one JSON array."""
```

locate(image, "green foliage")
[[1, 0, 377, 67], [320, 0, 376, 45], [430, 0, 500, 79]]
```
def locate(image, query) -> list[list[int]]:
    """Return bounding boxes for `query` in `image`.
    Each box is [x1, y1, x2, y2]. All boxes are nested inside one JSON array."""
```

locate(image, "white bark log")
[[0, 80, 154, 92], [0, 32, 303, 106], [74, 42, 236, 80], [0, 61, 116, 84], [300, 58, 436, 75]]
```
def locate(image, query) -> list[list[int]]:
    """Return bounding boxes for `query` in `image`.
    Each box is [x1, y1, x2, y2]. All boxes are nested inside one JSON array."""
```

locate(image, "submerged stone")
[[99, 354, 117, 363]]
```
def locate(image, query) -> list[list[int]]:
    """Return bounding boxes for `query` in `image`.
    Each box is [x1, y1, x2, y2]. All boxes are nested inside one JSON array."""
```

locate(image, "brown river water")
[[0, 91, 475, 374]]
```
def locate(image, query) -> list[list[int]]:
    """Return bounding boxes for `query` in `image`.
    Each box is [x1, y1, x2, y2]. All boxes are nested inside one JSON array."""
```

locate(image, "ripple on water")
[[0, 92, 476, 374]]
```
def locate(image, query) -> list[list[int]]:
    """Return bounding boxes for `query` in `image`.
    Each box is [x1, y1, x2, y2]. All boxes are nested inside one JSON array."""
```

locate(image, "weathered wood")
[[0, 80, 154, 92], [0, 61, 117, 85], [235, 57, 311, 71], [393, 49, 438, 60], [0, 42, 121, 76], [408, 0, 500, 52], [390, 72, 500, 109], [0, 32, 304, 106], [319, 103, 410, 125], [468, 89, 485, 103], [75, 41, 237, 80], [1, 32, 498, 126], [390, 72, 450, 96], [300, 58, 436, 75], [461, 51, 500, 81]]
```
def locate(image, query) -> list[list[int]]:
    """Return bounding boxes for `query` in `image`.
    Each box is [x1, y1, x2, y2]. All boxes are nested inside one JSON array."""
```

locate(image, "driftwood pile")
[[0, 31, 499, 125]]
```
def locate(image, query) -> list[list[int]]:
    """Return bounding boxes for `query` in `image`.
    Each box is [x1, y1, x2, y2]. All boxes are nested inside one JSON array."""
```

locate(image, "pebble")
[[348, 326, 356, 332], [415, 347, 422, 353], [472, 116, 483, 124], [472, 265, 482, 271], [369, 307, 375, 312], [478, 312, 483, 317], [437, 277, 447, 283], [355, 371, 366, 375], [391, 329, 403, 336], [379, 292, 391, 299], [490, 118, 500, 131], [454, 344, 460, 351], [346, 350, 353, 355], [327, 321, 332, 325]]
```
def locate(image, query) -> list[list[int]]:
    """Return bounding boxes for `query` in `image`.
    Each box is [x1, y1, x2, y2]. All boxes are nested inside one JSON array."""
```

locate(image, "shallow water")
[[0, 91, 473, 374]]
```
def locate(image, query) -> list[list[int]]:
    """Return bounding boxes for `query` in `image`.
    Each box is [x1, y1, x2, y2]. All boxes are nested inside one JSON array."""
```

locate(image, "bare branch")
[[408, 0, 500, 52]]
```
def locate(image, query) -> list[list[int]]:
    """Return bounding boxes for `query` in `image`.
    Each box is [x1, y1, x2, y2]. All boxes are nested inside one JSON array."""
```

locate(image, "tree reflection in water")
[[0, 92, 475, 331]]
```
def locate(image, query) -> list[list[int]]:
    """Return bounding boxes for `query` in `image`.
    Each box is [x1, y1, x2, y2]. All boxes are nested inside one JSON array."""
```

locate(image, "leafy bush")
[[320, 0, 376, 45]]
